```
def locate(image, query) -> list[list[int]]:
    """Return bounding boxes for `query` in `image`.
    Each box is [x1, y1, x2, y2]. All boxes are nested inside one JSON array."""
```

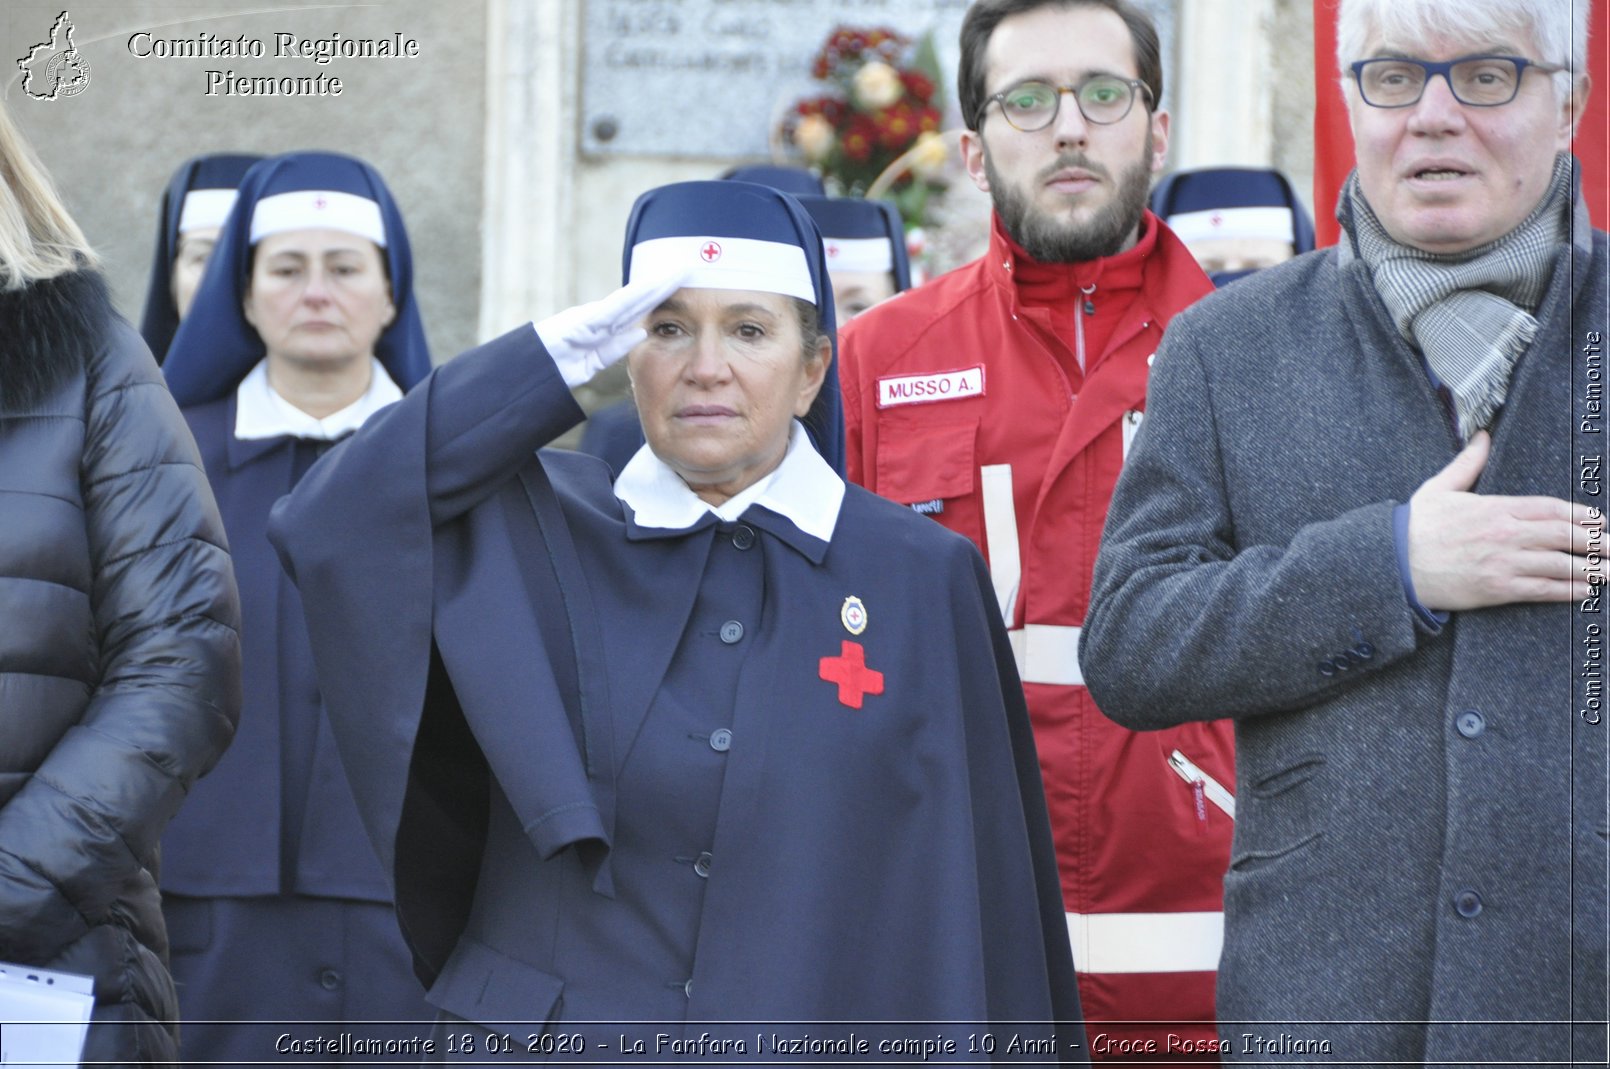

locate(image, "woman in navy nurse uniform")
[[138, 152, 262, 363], [160, 152, 434, 1061], [270, 180, 1081, 1062], [795, 193, 911, 318], [579, 190, 907, 475]]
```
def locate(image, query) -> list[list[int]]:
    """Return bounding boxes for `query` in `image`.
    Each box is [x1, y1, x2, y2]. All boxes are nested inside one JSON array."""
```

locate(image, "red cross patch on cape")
[[818, 640, 884, 709]]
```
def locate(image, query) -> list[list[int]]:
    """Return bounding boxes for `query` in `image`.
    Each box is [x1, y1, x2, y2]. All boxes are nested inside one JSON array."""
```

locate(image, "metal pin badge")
[[840, 595, 868, 636]]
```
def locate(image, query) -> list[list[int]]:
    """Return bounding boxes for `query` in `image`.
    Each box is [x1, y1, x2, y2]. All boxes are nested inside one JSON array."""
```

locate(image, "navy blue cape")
[[268, 327, 1082, 1058]]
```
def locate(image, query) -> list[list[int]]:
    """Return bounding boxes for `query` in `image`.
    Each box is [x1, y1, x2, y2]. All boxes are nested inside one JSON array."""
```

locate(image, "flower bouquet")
[[784, 25, 949, 231]]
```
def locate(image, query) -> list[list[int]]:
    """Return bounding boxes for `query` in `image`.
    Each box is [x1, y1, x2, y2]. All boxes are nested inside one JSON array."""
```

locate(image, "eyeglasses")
[[1349, 55, 1565, 108], [981, 76, 1153, 131]]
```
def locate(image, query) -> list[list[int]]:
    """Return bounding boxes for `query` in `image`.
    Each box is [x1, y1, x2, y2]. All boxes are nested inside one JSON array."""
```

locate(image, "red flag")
[[1312, 0, 1608, 247]]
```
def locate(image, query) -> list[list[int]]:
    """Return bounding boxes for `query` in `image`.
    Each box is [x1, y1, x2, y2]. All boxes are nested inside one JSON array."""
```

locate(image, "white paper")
[[0, 963, 94, 1069]]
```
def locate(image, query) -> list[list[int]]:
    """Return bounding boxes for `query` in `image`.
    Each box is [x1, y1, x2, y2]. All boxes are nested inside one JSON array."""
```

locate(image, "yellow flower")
[[909, 131, 948, 179], [853, 61, 903, 110], [793, 114, 836, 162]]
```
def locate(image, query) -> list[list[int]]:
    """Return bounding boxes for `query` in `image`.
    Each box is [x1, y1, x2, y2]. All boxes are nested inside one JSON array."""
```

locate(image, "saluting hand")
[[535, 270, 691, 383], [1408, 431, 1604, 611]]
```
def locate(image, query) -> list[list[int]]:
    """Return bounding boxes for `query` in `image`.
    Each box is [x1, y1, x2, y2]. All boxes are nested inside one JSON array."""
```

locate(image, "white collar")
[[234, 357, 403, 440], [613, 420, 844, 543]]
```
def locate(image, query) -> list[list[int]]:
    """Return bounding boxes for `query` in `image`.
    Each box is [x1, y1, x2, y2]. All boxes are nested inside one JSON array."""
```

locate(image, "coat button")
[[1341, 649, 1363, 667], [1455, 710, 1485, 738], [684, 979, 694, 998], [1352, 642, 1375, 659], [719, 620, 744, 644], [693, 852, 713, 878], [732, 525, 756, 550], [1318, 660, 1337, 677], [709, 728, 733, 752], [1454, 890, 1483, 918], [318, 968, 342, 991]]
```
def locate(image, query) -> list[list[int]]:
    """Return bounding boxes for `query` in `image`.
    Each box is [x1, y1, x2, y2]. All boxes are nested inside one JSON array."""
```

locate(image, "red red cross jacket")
[[840, 212, 1234, 1059]]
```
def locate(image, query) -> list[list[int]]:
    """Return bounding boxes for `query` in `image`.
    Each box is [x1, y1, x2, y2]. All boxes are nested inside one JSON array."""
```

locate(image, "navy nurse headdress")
[[620, 180, 844, 474], [717, 164, 826, 198], [163, 151, 432, 408], [1149, 166, 1317, 287], [139, 153, 263, 363], [795, 195, 912, 293]]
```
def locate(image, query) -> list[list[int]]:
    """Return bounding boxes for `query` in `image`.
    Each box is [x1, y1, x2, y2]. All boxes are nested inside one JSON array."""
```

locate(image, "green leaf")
[[913, 31, 944, 99]]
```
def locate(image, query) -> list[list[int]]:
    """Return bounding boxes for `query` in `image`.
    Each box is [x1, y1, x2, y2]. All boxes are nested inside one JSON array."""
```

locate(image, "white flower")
[[853, 61, 903, 110], [793, 114, 836, 162]]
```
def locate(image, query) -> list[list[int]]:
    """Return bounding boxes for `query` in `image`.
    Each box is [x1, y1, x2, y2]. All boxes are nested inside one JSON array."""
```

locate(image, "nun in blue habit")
[[1148, 165, 1316, 287], [578, 190, 907, 476], [268, 179, 1083, 1062], [717, 163, 826, 197], [160, 151, 434, 1059], [138, 152, 263, 362], [796, 193, 911, 317]]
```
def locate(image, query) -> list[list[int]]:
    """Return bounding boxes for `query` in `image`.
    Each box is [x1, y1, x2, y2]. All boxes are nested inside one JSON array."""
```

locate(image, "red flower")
[[842, 114, 878, 162], [785, 24, 947, 209], [873, 101, 919, 151], [900, 70, 935, 104]]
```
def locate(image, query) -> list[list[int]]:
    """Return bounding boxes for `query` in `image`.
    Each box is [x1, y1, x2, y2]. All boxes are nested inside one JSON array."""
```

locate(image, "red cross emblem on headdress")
[[818, 640, 884, 709], [1209, 212, 1223, 228], [700, 240, 722, 262], [826, 241, 841, 259], [314, 196, 328, 210]]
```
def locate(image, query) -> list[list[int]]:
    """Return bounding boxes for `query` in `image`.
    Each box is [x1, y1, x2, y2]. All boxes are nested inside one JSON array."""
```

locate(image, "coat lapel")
[[166, 398, 297, 890], [433, 473, 615, 888], [215, 404, 298, 792], [1485, 241, 1585, 497], [517, 464, 617, 844], [602, 519, 717, 769]]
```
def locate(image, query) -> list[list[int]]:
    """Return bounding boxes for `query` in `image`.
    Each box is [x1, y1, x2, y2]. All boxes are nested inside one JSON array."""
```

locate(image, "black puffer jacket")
[[0, 270, 240, 1064]]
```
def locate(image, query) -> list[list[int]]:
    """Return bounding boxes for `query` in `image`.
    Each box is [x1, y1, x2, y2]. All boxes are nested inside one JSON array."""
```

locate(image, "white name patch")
[[876, 366, 986, 409]]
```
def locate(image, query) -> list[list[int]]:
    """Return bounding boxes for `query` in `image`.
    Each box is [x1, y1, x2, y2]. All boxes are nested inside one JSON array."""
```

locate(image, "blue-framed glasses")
[[1349, 55, 1566, 108]]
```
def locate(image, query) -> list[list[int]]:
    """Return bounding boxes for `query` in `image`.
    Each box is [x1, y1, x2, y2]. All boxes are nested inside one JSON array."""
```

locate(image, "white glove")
[[535, 270, 691, 388]]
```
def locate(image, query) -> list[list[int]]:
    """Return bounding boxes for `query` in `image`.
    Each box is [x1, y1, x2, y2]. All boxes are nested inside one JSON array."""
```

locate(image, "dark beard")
[[987, 143, 1153, 263]]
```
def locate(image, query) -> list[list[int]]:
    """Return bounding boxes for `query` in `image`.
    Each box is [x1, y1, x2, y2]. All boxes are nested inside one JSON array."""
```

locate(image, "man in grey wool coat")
[[1080, 0, 1607, 1063]]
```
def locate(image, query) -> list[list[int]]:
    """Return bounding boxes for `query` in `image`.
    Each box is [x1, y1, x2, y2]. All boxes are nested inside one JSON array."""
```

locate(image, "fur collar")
[[0, 269, 113, 414]]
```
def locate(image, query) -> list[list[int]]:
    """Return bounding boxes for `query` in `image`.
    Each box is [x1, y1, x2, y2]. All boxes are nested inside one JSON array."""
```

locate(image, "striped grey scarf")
[[1345, 154, 1572, 439]]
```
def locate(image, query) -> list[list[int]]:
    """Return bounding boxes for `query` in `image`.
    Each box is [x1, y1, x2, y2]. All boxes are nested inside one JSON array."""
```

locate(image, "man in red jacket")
[[838, 0, 1232, 1058]]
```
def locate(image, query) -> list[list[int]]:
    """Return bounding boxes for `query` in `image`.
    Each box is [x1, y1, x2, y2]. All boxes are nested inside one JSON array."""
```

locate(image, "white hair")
[[1336, 0, 1590, 105]]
